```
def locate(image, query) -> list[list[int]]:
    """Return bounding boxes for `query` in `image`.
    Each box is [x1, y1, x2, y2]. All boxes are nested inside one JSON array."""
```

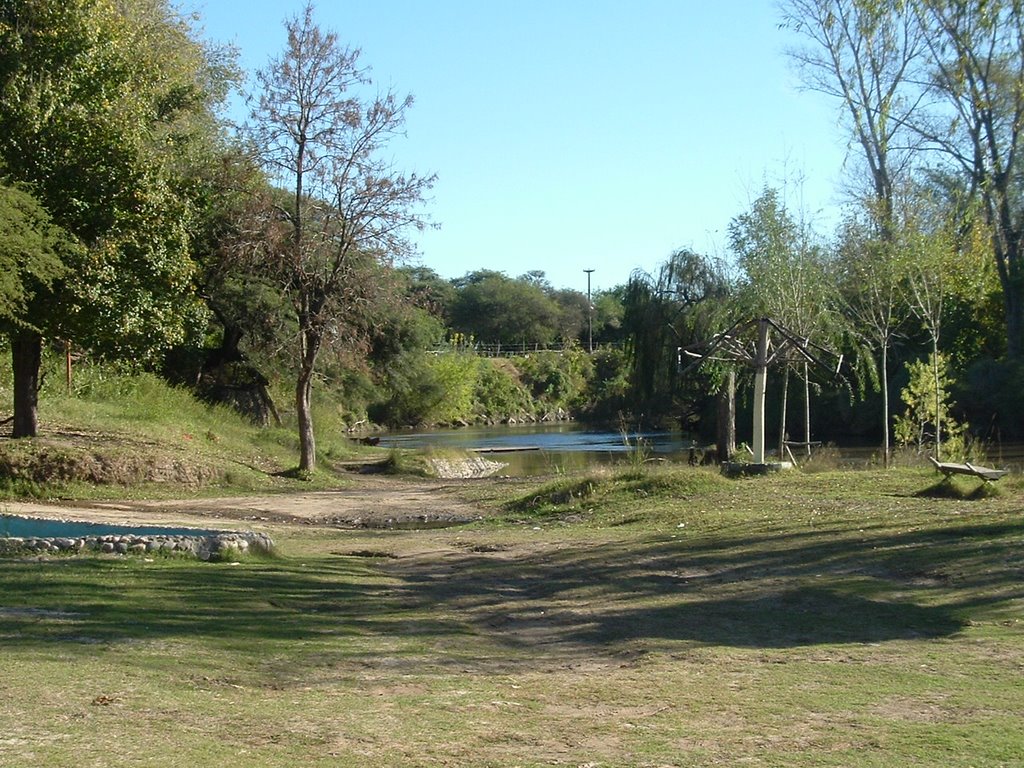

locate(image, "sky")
[[182, 0, 851, 294]]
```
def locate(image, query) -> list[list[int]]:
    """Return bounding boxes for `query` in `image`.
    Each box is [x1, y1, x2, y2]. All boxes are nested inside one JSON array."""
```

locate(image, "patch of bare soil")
[[1, 474, 491, 531]]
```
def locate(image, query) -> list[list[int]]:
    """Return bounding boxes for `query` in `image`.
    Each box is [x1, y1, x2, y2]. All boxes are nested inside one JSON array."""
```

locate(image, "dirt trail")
[[2, 475, 492, 530]]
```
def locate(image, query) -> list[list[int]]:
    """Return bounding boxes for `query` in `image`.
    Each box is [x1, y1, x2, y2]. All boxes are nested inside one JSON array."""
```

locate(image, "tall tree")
[[912, 0, 1024, 358], [246, 3, 433, 472], [0, 183, 76, 436], [0, 0, 230, 435], [783, 0, 925, 236], [623, 248, 732, 425], [730, 187, 837, 455], [449, 271, 562, 346], [836, 214, 909, 465]]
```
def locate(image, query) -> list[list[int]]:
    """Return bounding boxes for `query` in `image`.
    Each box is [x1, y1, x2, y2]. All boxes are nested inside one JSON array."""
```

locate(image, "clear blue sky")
[[184, 0, 849, 294]]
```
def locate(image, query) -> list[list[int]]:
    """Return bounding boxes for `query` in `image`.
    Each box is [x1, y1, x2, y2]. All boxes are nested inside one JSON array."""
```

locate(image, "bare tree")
[[246, 3, 434, 472], [782, 0, 926, 236]]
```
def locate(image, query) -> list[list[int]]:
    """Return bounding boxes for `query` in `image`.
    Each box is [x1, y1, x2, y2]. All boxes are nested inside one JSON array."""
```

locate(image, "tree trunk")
[[295, 322, 320, 473], [11, 329, 42, 438], [296, 369, 316, 473], [932, 342, 942, 461], [716, 368, 736, 462], [881, 343, 891, 469]]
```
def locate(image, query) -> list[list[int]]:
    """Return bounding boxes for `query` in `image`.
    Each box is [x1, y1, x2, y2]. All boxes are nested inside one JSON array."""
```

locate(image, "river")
[[377, 423, 1024, 477], [377, 423, 693, 475]]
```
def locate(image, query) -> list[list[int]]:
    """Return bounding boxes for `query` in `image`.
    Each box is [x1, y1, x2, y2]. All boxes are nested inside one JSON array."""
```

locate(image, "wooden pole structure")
[[751, 318, 769, 464], [65, 340, 72, 395], [680, 316, 843, 470]]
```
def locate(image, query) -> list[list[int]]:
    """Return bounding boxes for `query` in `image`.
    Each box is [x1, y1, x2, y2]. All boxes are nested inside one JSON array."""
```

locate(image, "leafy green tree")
[[730, 187, 838, 454], [473, 360, 533, 420], [244, 3, 434, 471], [550, 288, 590, 342], [912, 0, 1024, 358], [396, 266, 458, 321], [836, 214, 910, 465], [593, 286, 627, 344], [894, 352, 970, 460], [517, 348, 593, 414], [0, 0, 231, 435], [449, 271, 561, 347], [0, 183, 77, 435], [624, 248, 732, 423]]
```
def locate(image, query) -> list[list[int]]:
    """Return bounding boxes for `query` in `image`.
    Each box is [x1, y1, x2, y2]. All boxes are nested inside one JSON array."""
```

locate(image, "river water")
[[381, 423, 707, 476], [377, 423, 1024, 477]]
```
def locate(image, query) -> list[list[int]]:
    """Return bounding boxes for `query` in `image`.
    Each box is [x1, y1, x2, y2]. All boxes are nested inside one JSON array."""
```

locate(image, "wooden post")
[[65, 340, 72, 395], [752, 318, 769, 464], [803, 360, 812, 457], [716, 367, 736, 462]]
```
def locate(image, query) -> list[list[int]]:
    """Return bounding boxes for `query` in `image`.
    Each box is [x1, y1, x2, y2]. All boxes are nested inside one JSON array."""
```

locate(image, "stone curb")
[[0, 530, 275, 560]]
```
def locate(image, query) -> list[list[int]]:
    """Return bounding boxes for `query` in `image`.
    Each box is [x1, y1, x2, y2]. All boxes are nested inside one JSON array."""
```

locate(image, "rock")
[[427, 456, 507, 479]]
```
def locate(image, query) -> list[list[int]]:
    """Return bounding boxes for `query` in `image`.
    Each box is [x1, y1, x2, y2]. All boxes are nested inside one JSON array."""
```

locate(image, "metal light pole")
[[583, 269, 595, 352]]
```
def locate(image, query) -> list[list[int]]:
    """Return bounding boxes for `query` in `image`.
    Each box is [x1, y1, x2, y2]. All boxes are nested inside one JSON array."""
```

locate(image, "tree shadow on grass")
[[568, 588, 963, 649], [0, 516, 1019, 668]]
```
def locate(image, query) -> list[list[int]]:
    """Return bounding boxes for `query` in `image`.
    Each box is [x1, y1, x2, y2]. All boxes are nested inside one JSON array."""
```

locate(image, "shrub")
[[474, 359, 533, 420]]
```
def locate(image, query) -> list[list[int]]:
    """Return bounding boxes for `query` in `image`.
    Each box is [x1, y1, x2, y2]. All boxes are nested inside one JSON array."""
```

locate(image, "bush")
[[474, 359, 533, 420], [515, 347, 593, 414], [894, 353, 973, 461], [582, 346, 630, 419]]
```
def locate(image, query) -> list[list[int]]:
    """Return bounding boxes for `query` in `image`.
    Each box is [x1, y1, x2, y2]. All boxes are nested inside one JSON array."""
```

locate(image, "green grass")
[[0, 367, 382, 498], [1, 465, 1022, 766]]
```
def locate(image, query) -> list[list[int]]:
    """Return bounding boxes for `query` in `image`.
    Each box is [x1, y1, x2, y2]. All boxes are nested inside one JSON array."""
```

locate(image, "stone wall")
[[0, 530, 275, 561]]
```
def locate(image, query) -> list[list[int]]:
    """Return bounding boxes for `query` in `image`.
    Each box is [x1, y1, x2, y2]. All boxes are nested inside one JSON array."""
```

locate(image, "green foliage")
[[959, 357, 1024, 440], [426, 352, 479, 424], [473, 359, 533, 418], [449, 271, 563, 345], [0, 183, 74, 330], [0, 0, 224, 352], [593, 287, 627, 343], [623, 248, 732, 420], [516, 347, 593, 413], [373, 349, 483, 427], [396, 265, 458, 320], [731, 186, 837, 340], [893, 353, 972, 460], [581, 346, 630, 419]]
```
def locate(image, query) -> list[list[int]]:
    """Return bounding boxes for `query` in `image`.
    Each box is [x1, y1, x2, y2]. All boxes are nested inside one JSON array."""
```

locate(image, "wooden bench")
[[928, 456, 1009, 482]]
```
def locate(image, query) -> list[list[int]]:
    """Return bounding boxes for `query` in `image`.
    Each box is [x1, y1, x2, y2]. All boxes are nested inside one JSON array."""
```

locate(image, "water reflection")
[[377, 423, 1024, 477], [378, 424, 696, 476]]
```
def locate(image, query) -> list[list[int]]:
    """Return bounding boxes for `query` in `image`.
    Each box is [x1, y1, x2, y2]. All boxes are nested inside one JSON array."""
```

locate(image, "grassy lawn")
[[1, 466, 1022, 767]]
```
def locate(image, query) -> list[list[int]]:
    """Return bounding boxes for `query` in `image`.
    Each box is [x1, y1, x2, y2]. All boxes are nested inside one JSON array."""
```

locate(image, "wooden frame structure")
[[680, 317, 842, 466]]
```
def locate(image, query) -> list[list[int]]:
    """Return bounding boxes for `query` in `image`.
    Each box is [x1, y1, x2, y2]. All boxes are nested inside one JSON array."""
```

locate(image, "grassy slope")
[[0, 371, 375, 498], [0, 461, 1022, 767]]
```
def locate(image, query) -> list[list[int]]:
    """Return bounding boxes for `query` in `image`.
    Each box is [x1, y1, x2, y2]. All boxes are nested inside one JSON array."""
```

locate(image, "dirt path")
[[2, 475, 493, 530]]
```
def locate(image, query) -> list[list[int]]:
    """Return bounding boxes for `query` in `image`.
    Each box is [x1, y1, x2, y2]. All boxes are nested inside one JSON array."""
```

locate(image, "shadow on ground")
[[1, 516, 1020, 670]]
